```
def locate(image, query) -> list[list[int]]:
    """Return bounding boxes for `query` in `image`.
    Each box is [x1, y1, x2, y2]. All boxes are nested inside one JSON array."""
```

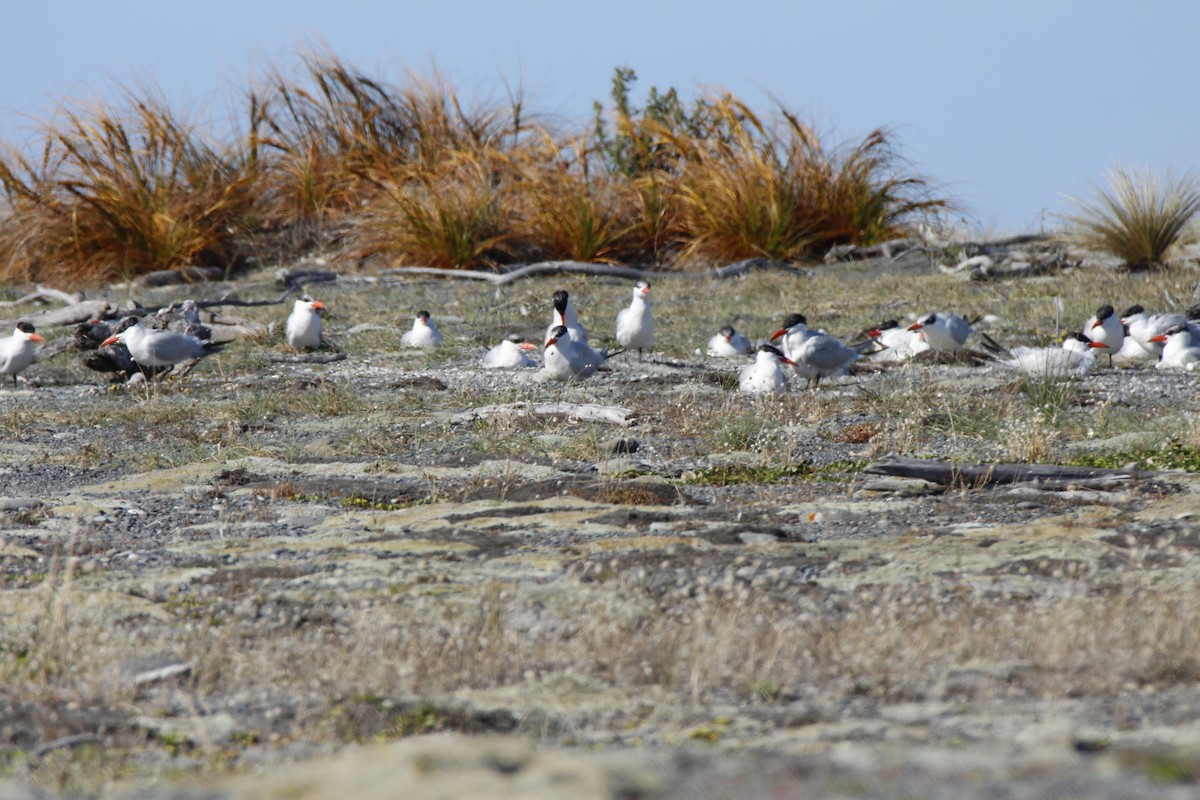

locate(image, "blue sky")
[[4, 0, 1198, 233]]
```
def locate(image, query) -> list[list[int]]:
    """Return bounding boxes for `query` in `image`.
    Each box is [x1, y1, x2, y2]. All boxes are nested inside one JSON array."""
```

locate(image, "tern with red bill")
[[545, 290, 588, 346], [401, 310, 443, 348], [769, 313, 814, 362], [482, 335, 539, 369], [615, 281, 653, 360], [0, 322, 44, 386], [286, 294, 326, 351], [907, 312, 974, 351], [543, 325, 612, 381], [1148, 325, 1200, 371], [769, 313, 862, 388], [866, 319, 929, 363], [985, 332, 1108, 378], [1120, 305, 1200, 358], [100, 317, 221, 370], [739, 344, 795, 393], [707, 325, 753, 358], [1083, 304, 1122, 366]]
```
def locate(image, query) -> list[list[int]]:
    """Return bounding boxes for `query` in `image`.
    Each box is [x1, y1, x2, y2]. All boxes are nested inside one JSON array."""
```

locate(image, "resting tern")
[[401, 310, 443, 348], [615, 281, 653, 360], [1083, 304, 1123, 366], [907, 312, 974, 351], [545, 290, 588, 345], [100, 317, 221, 369], [1149, 325, 1200, 370], [1120, 305, 1200, 358], [866, 320, 929, 363], [707, 326, 754, 358], [286, 294, 326, 351], [739, 345, 796, 393], [0, 322, 44, 386], [481, 335, 539, 369], [986, 332, 1108, 378], [543, 325, 610, 381]]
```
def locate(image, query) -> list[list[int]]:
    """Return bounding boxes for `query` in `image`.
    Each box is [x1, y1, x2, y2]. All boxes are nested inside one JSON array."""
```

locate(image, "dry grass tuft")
[[1065, 164, 1200, 269], [0, 55, 952, 283], [511, 133, 640, 263], [353, 151, 515, 268], [660, 96, 946, 265], [0, 92, 255, 285]]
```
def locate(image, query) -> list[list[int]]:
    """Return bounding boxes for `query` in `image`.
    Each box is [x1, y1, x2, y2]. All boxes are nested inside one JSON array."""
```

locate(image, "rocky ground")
[[1, 251, 1199, 798]]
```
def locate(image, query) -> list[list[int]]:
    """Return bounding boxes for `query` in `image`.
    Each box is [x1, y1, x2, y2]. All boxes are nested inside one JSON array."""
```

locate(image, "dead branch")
[[864, 454, 1147, 488], [266, 352, 348, 364], [377, 257, 804, 286], [0, 285, 86, 307]]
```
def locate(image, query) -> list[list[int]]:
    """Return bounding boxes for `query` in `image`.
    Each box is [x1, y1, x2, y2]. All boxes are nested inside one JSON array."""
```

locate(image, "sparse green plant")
[[1065, 164, 1200, 269]]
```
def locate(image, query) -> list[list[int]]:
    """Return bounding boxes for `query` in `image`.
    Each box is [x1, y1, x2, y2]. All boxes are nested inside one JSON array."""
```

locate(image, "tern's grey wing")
[[142, 331, 210, 365], [574, 344, 605, 377], [1152, 313, 1188, 335], [947, 315, 974, 346], [803, 336, 858, 373]]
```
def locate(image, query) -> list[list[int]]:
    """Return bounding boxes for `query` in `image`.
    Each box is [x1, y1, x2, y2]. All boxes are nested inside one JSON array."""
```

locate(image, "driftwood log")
[[9, 299, 113, 329], [824, 238, 923, 263], [864, 454, 1147, 489], [0, 285, 86, 307], [266, 353, 348, 365]]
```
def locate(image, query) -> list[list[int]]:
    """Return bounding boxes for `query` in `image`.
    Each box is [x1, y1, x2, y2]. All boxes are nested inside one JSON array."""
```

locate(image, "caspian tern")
[[286, 294, 326, 351], [100, 317, 221, 370], [769, 314, 861, 388], [615, 281, 653, 360], [707, 325, 754, 358], [543, 324, 609, 381], [739, 344, 795, 393], [482, 335, 539, 369], [987, 332, 1108, 378], [401, 310, 443, 348], [1083, 304, 1123, 366], [866, 319, 930, 363], [1148, 325, 1200, 370], [769, 313, 815, 362], [545, 290, 588, 345], [789, 331, 863, 388], [0, 322, 44, 386], [907, 312, 974, 351], [1120, 305, 1200, 358]]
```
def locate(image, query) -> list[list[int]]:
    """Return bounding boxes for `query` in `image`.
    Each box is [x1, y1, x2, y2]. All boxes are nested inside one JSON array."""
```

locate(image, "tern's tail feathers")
[[978, 332, 1010, 358]]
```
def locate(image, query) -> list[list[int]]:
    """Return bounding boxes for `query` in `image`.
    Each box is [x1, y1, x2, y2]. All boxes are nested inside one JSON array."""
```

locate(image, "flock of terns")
[[0, 279, 1198, 392]]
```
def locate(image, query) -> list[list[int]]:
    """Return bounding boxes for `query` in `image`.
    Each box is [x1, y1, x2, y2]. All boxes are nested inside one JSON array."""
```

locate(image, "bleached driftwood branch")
[[373, 257, 804, 287], [13, 299, 113, 328], [451, 401, 634, 427], [0, 285, 86, 307]]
